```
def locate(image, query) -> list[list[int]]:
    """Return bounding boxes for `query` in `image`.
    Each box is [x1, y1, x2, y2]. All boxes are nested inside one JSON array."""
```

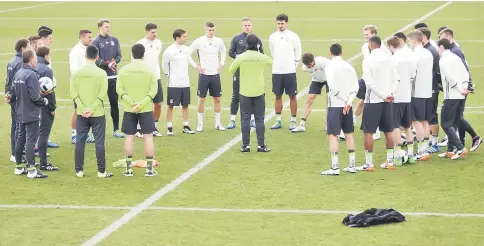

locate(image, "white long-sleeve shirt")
[[188, 35, 226, 75], [412, 45, 433, 98], [362, 48, 400, 104], [269, 29, 302, 74], [136, 37, 162, 79], [69, 42, 87, 75], [301, 56, 330, 82], [393, 47, 417, 103], [362, 42, 391, 60], [324, 56, 359, 107], [162, 43, 197, 88], [439, 50, 469, 100]]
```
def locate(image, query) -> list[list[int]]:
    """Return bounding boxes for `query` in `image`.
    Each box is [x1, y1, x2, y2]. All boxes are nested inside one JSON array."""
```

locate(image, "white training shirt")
[[69, 42, 87, 74], [392, 47, 417, 103], [269, 29, 302, 74], [135, 37, 162, 79], [412, 45, 433, 98], [188, 35, 226, 76], [324, 56, 359, 108], [362, 41, 391, 60], [362, 48, 400, 104], [439, 50, 469, 100], [301, 56, 331, 83], [162, 43, 197, 88]]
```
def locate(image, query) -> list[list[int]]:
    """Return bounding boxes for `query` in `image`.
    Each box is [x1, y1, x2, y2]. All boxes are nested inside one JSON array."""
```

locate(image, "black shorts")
[[326, 107, 354, 135], [429, 92, 439, 125], [198, 74, 222, 98], [309, 81, 328, 95], [393, 103, 412, 129], [167, 87, 191, 107], [121, 112, 154, 135], [411, 97, 432, 122], [153, 79, 164, 103], [356, 79, 366, 100], [272, 73, 297, 96], [361, 102, 394, 133]]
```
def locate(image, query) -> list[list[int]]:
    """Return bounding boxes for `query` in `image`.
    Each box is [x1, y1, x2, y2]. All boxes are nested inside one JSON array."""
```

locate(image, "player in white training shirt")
[[269, 14, 302, 131], [188, 22, 227, 132], [135, 23, 164, 137], [162, 29, 197, 136]]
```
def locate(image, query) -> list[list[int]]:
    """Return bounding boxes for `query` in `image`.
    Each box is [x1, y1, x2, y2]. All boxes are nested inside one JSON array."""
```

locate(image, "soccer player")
[[386, 36, 417, 165], [91, 19, 124, 138], [407, 30, 433, 161], [70, 45, 113, 178], [135, 23, 164, 137], [437, 38, 470, 159], [227, 17, 264, 129], [419, 27, 442, 153], [117, 44, 158, 177], [229, 33, 272, 153], [28, 36, 42, 52], [292, 53, 331, 133], [269, 14, 302, 130], [69, 29, 95, 144], [188, 22, 227, 132], [162, 29, 197, 136], [357, 36, 399, 171], [320, 43, 359, 176], [414, 23, 438, 48], [5, 39, 28, 163], [394, 32, 411, 51], [11, 49, 49, 178]]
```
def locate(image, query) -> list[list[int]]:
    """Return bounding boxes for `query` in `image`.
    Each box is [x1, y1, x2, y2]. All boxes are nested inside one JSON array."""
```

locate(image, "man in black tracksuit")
[[11, 50, 48, 179], [226, 17, 264, 129], [5, 39, 29, 162], [91, 19, 123, 138], [36, 46, 59, 171]]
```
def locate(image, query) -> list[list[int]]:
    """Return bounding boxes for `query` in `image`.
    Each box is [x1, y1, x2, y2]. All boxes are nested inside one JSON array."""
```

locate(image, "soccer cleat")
[[167, 127, 174, 136], [270, 120, 282, 130], [10, 155, 16, 163], [291, 125, 306, 133], [321, 168, 340, 176], [123, 169, 134, 177], [183, 126, 195, 134], [407, 155, 417, 164], [71, 135, 76, 144], [355, 163, 375, 172], [86, 136, 95, 143], [288, 121, 297, 131], [250, 119, 256, 128], [47, 140, 59, 148], [76, 171, 84, 178], [135, 131, 143, 138], [416, 153, 430, 161], [145, 169, 158, 177], [257, 145, 270, 152], [339, 132, 346, 141], [40, 163, 59, 171], [471, 136, 482, 152], [196, 124, 204, 132], [153, 130, 163, 137], [380, 162, 395, 170], [227, 120, 236, 129], [112, 130, 125, 138], [240, 145, 250, 153], [14, 167, 27, 175], [343, 166, 356, 173], [215, 125, 226, 131], [426, 145, 440, 154], [27, 169, 48, 179], [372, 131, 381, 140], [97, 171, 113, 178], [438, 152, 454, 158], [437, 136, 448, 147], [450, 148, 468, 160]]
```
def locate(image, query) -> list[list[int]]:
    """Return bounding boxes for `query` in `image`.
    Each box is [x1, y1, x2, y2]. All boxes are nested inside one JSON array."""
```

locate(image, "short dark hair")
[[246, 34, 259, 51], [394, 32, 406, 42], [131, 44, 145, 59], [276, 14, 288, 22], [301, 53, 314, 66], [205, 22, 215, 28], [145, 23, 157, 31], [38, 26, 53, 37], [369, 36, 381, 47], [330, 43, 342, 56], [36, 46, 50, 58], [414, 23, 427, 29], [418, 27, 431, 39], [86, 45, 99, 60], [14, 39, 29, 52], [440, 28, 454, 37], [79, 29, 92, 39], [437, 26, 447, 34], [97, 19, 110, 28], [22, 49, 35, 63], [437, 38, 452, 50], [173, 29, 186, 40]]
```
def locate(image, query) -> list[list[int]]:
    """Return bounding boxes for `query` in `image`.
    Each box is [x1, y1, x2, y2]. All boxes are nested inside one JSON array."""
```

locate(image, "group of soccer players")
[[4, 14, 481, 178]]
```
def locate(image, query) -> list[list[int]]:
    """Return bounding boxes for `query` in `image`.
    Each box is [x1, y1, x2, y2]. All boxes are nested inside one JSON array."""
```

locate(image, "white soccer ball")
[[39, 77, 54, 92], [399, 150, 409, 164]]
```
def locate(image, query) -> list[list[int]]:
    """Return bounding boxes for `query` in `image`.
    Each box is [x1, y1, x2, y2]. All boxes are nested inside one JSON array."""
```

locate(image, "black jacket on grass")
[[342, 208, 406, 227]]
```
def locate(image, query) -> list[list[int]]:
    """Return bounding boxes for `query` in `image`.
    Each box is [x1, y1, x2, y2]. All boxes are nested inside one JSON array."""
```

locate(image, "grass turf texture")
[[0, 1, 483, 245]]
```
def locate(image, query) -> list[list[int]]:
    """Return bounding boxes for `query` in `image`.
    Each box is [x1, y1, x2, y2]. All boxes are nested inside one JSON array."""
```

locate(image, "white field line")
[[1, 204, 483, 218], [81, 2, 453, 246], [0, 2, 65, 13]]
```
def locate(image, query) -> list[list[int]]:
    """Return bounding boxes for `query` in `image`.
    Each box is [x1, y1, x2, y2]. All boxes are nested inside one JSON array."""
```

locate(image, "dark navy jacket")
[[229, 32, 263, 76], [449, 42, 472, 83], [424, 42, 441, 92], [11, 64, 47, 123], [5, 51, 23, 96], [36, 57, 56, 113], [91, 34, 122, 77]]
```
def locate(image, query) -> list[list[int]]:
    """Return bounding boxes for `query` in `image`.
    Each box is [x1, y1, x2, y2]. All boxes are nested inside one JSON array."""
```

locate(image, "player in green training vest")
[[116, 44, 158, 177], [229, 34, 272, 153], [70, 45, 113, 178]]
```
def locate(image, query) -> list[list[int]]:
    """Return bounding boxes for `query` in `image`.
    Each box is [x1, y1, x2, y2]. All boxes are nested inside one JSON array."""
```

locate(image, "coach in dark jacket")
[[11, 49, 48, 179]]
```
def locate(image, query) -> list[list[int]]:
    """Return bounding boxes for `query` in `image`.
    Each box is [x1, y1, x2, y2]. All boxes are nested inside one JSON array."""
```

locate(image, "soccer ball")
[[39, 77, 54, 92], [399, 150, 409, 164]]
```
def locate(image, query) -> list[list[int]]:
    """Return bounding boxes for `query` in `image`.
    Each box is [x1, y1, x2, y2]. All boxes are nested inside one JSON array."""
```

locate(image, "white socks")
[[198, 112, 204, 125], [215, 112, 221, 126]]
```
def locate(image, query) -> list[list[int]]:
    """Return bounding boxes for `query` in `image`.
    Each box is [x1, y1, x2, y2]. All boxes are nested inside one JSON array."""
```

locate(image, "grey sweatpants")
[[38, 109, 54, 166], [15, 120, 39, 167], [441, 99, 465, 152], [240, 94, 265, 146], [75, 115, 106, 173]]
